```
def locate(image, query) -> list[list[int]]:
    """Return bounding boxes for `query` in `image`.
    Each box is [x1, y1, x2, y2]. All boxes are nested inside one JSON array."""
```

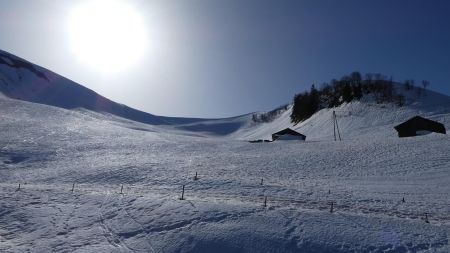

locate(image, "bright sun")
[[68, 0, 148, 73]]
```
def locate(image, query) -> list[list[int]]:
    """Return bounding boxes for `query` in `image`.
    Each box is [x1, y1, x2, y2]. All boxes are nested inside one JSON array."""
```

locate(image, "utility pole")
[[336, 115, 342, 141], [333, 111, 342, 141], [333, 111, 336, 141]]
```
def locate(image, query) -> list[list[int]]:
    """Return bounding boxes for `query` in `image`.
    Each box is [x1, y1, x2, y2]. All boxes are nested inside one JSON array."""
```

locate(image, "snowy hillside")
[[0, 49, 253, 132], [2, 94, 450, 252], [234, 86, 450, 141], [4, 49, 449, 140], [0, 50, 264, 137], [1, 50, 450, 252]]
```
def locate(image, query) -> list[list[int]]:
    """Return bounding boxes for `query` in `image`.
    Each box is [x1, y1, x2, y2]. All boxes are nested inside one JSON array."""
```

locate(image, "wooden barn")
[[272, 128, 306, 141], [394, 116, 446, 137]]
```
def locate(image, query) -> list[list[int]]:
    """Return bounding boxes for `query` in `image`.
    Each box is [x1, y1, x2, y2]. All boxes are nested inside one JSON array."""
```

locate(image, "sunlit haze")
[[68, 0, 148, 74]]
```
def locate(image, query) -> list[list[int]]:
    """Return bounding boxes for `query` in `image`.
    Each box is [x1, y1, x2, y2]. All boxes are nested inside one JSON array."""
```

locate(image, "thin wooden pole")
[[71, 183, 75, 193], [180, 185, 185, 200]]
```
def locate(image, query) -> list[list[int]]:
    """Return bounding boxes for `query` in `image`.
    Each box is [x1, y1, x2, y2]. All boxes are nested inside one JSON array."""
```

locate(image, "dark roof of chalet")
[[272, 128, 305, 137], [394, 116, 445, 132]]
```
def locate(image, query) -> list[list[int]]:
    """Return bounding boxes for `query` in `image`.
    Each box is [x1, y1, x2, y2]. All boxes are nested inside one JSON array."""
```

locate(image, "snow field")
[[2, 48, 450, 252], [1, 95, 450, 251]]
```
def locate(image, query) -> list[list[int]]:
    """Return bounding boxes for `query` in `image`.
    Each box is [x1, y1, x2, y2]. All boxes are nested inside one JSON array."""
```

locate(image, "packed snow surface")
[[1, 50, 450, 252]]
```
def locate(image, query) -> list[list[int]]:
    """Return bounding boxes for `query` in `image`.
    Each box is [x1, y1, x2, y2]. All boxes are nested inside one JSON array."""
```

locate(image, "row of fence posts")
[[12, 175, 431, 223], [175, 174, 430, 222]]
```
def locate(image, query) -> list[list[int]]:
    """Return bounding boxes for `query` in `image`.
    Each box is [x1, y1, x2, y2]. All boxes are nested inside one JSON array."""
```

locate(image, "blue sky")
[[0, 0, 449, 117]]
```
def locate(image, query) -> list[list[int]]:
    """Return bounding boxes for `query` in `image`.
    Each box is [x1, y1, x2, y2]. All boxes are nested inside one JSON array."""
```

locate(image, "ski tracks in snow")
[[118, 195, 156, 253], [98, 191, 133, 252], [98, 191, 156, 253]]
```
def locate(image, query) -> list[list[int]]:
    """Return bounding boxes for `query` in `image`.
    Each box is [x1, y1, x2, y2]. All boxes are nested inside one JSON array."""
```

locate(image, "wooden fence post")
[[194, 172, 198, 181], [179, 185, 185, 200]]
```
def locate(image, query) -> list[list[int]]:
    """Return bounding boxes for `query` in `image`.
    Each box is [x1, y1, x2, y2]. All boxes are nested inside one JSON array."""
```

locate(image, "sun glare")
[[68, 0, 148, 74]]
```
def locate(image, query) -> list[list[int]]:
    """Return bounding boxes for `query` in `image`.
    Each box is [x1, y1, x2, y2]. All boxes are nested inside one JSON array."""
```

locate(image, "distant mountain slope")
[[0, 49, 258, 136], [0, 49, 208, 126]]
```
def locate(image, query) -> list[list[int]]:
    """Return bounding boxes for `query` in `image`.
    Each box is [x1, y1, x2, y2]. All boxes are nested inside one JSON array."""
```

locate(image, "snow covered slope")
[[5, 49, 449, 141], [1, 94, 450, 252], [1, 50, 450, 252], [0, 50, 261, 137], [0, 49, 253, 132], [234, 87, 450, 141]]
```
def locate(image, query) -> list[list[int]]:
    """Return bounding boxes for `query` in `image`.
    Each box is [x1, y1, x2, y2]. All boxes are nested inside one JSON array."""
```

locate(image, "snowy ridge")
[[0, 49, 250, 129], [0, 50, 263, 136]]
